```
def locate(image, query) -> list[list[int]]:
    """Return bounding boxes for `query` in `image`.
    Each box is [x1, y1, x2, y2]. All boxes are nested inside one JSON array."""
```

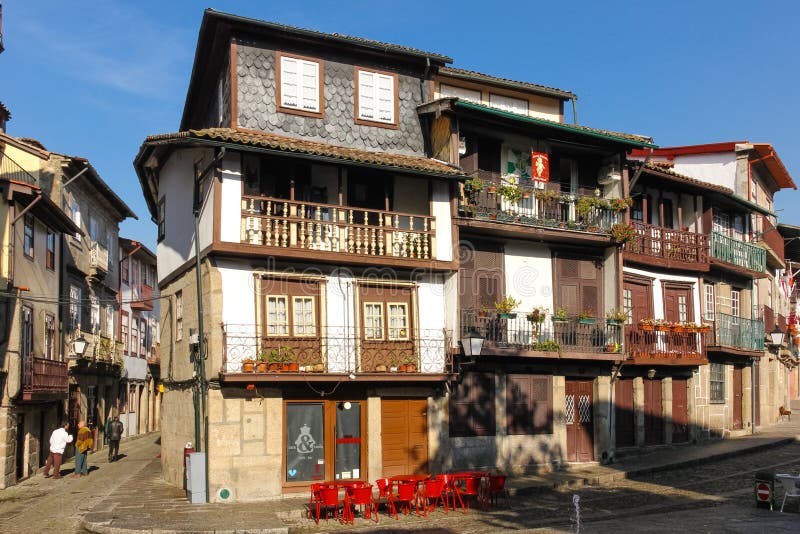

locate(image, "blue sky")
[[2, 1, 798, 250]]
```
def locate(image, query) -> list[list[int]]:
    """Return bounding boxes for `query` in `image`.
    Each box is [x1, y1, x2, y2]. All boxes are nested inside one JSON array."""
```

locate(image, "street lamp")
[[460, 327, 485, 363], [72, 335, 88, 358], [769, 326, 785, 347]]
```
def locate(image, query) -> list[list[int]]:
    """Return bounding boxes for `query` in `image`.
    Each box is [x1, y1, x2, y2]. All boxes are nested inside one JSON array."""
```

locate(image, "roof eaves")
[[455, 100, 656, 148], [59, 155, 138, 221], [439, 67, 576, 100]]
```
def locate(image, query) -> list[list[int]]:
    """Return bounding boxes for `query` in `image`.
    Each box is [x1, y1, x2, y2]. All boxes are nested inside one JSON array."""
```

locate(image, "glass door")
[[334, 401, 361, 480]]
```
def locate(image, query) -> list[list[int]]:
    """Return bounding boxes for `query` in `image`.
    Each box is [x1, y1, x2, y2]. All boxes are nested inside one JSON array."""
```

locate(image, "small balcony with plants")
[[460, 301, 624, 360], [625, 319, 709, 365], [220, 323, 453, 381], [457, 173, 628, 237]]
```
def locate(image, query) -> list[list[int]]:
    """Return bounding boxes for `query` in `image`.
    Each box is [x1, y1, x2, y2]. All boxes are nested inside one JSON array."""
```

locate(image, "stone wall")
[[236, 41, 427, 156]]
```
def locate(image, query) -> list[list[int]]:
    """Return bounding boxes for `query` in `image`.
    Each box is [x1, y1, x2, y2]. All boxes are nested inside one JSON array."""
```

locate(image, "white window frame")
[[292, 296, 316, 337], [363, 302, 384, 340], [45, 313, 55, 360], [140, 318, 147, 355], [387, 303, 409, 340], [71, 201, 81, 242], [69, 285, 81, 332], [731, 289, 741, 318], [90, 298, 100, 335], [489, 93, 529, 115], [266, 295, 290, 336], [439, 83, 481, 104], [104, 305, 114, 338], [279, 54, 321, 114], [704, 284, 715, 322], [357, 69, 396, 125], [175, 290, 183, 341]]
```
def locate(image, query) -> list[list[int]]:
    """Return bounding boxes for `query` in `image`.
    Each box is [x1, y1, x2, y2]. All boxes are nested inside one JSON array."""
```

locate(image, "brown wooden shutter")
[[531, 375, 553, 433], [507, 374, 552, 435], [556, 256, 601, 316], [460, 240, 504, 311], [450, 372, 495, 437]]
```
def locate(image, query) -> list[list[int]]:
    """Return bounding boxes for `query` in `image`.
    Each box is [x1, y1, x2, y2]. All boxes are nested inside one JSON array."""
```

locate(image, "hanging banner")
[[530, 151, 550, 182]]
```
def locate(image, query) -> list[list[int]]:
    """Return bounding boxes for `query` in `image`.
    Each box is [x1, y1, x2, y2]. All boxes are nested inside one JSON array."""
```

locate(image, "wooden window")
[[731, 289, 740, 318], [121, 257, 129, 284], [104, 305, 114, 338], [507, 374, 553, 435], [277, 53, 323, 117], [140, 319, 147, 356], [69, 285, 81, 333], [704, 284, 715, 321], [439, 83, 481, 103], [489, 93, 528, 115], [23, 214, 34, 258], [363, 303, 384, 340], [157, 198, 165, 242], [292, 296, 316, 337], [449, 372, 496, 437], [175, 290, 183, 341], [387, 303, 409, 340], [21, 306, 33, 358], [267, 296, 290, 336], [131, 320, 139, 358], [623, 288, 633, 325], [46, 229, 55, 270], [555, 256, 602, 317], [128, 384, 136, 413], [712, 211, 730, 235], [710, 363, 725, 403], [90, 298, 100, 335], [121, 311, 129, 355], [355, 68, 397, 127], [45, 313, 55, 360]]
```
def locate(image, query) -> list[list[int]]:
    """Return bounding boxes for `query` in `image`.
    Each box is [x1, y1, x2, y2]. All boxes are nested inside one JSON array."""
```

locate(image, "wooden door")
[[732, 366, 743, 430], [615, 378, 635, 448], [15, 414, 25, 479], [381, 399, 428, 478], [672, 378, 689, 443], [644, 378, 664, 445], [565, 380, 594, 462], [556, 257, 601, 317], [663, 285, 693, 323], [754, 360, 761, 427], [625, 279, 652, 354]]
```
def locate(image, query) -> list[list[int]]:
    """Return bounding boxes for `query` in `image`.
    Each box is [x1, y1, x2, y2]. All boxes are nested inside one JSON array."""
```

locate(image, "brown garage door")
[[381, 399, 428, 478]]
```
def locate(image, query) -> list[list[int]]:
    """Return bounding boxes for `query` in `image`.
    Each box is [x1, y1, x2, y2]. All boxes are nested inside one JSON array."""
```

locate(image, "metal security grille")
[[565, 395, 575, 425], [579, 395, 592, 423]]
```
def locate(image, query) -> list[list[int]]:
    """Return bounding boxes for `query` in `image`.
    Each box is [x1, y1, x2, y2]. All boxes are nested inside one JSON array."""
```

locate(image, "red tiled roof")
[[142, 128, 464, 177]]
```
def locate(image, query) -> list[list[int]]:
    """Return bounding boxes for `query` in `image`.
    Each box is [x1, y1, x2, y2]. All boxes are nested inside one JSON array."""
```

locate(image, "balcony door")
[[459, 240, 504, 312], [663, 284, 693, 323], [555, 256, 602, 318]]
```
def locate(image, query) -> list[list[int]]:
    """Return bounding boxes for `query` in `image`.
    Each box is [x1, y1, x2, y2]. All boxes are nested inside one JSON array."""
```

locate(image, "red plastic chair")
[[460, 475, 481, 510], [347, 484, 379, 523], [392, 481, 419, 517], [318, 486, 345, 523], [435, 474, 464, 512], [421, 478, 447, 515], [308, 483, 324, 523], [375, 478, 396, 519], [487, 475, 510, 508]]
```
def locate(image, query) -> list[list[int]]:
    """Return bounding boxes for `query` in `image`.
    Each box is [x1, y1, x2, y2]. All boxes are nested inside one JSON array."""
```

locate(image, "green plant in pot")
[[605, 309, 628, 325], [553, 306, 569, 322], [526, 306, 548, 338], [611, 223, 635, 245], [498, 184, 522, 204], [495, 296, 521, 319], [465, 176, 485, 192], [256, 350, 269, 372], [577, 309, 596, 324]]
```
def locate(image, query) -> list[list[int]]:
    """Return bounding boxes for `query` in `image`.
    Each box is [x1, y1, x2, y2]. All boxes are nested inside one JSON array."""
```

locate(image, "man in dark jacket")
[[108, 416, 124, 462]]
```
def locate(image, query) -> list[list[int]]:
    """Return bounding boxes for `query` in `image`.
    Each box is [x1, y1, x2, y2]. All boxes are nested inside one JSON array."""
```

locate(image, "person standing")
[[73, 421, 93, 477], [42, 422, 73, 479], [108, 416, 124, 462]]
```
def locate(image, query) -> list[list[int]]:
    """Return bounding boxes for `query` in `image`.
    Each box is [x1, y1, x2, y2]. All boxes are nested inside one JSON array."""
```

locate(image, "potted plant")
[[532, 340, 561, 353], [684, 322, 699, 333], [267, 349, 282, 372], [639, 318, 655, 331], [465, 177, 485, 192], [654, 319, 670, 332], [478, 304, 489, 318], [487, 183, 497, 194], [609, 197, 633, 212], [605, 342, 620, 353], [241, 358, 256, 373], [699, 322, 711, 333], [495, 296, 521, 319], [605, 309, 628, 325], [577, 310, 595, 324], [526, 306, 548, 324], [670, 322, 686, 333], [611, 223, 635, 245], [404, 358, 417, 373], [375, 363, 388, 372], [498, 184, 522, 204], [576, 196, 596, 217], [553, 307, 569, 322], [256, 350, 269, 373]]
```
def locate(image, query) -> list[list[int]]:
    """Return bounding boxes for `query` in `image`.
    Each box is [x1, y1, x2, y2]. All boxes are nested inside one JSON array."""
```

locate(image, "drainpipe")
[[751, 357, 756, 435], [571, 96, 578, 125], [194, 162, 209, 502]]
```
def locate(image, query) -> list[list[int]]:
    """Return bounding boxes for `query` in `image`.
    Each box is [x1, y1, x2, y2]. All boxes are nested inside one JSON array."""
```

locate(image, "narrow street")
[[0, 434, 160, 533]]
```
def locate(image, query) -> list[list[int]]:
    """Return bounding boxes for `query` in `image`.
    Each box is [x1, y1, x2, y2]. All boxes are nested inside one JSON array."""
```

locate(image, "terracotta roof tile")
[[143, 128, 464, 177], [439, 67, 576, 99]]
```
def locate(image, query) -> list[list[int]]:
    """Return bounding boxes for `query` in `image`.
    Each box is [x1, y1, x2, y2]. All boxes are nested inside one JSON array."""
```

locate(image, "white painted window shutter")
[[281, 57, 299, 108], [376, 74, 394, 122], [359, 71, 376, 120], [300, 60, 319, 111]]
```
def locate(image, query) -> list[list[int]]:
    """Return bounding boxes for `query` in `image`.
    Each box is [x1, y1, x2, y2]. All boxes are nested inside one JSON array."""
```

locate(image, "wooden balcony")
[[710, 231, 766, 275], [623, 221, 709, 271], [0, 151, 38, 186], [21, 356, 69, 401], [220, 324, 453, 382], [131, 283, 154, 311], [457, 179, 622, 238], [760, 216, 785, 267], [240, 195, 438, 267], [625, 325, 708, 366], [90, 242, 109, 280], [705, 312, 765, 355], [461, 310, 624, 361]]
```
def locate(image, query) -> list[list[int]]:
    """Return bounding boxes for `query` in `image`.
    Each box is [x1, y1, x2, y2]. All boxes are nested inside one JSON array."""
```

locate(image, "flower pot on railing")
[[375, 364, 388, 372], [398, 364, 408, 372], [288, 362, 299, 372], [242, 360, 255, 373], [256, 361, 268, 373], [268, 362, 281, 372], [498, 313, 517, 319], [312, 363, 325, 373], [405, 363, 417, 373]]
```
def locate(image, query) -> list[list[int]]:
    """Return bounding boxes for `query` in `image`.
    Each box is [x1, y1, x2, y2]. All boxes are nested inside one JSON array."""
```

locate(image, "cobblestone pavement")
[[0, 433, 160, 533]]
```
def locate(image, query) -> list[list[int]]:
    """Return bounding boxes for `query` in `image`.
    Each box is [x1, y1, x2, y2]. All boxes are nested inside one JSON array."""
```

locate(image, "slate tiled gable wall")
[[236, 40, 427, 156]]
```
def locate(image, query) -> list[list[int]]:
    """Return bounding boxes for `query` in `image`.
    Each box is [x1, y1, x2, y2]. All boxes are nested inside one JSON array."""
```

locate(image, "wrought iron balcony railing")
[[461, 309, 623, 356], [241, 195, 435, 260], [705, 312, 765, 352], [624, 221, 709, 265], [221, 323, 452, 375], [625, 325, 707, 364], [710, 231, 766, 273], [22, 355, 69, 400]]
